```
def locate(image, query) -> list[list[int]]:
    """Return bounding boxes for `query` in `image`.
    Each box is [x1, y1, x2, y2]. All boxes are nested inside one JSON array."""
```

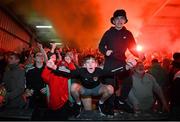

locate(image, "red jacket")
[[42, 62, 75, 110]]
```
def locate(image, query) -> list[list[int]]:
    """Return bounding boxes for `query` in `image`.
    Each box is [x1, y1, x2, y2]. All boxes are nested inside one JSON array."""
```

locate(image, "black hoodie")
[[99, 26, 136, 61]]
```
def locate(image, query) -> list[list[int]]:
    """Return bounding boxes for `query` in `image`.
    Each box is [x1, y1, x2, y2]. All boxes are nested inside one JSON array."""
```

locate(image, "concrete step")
[[68, 110, 169, 120]]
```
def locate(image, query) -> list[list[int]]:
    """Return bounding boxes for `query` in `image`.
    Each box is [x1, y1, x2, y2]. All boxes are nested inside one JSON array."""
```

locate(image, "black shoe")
[[114, 98, 124, 109], [119, 99, 125, 105], [73, 103, 82, 118], [98, 103, 106, 116], [106, 109, 114, 118], [119, 101, 134, 113], [118, 97, 125, 104]]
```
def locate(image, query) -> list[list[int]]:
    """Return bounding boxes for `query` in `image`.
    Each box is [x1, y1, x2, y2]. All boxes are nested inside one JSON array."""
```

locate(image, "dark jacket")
[[3, 64, 26, 108], [0, 59, 7, 83], [171, 70, 180, 107], [53, 67, 127, 89], [148, 63, 169, 87], [99, 26, 137, 70], [26, 65, 47, 108]]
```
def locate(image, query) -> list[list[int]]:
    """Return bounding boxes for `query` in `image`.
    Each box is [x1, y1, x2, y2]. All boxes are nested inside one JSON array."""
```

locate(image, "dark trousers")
[[28, 93, 47, 109], [43, 101, 73, 120], [119, 75, 133, 100], [103, 58, 133, 113], [29, 94, 48, 120], [31, 107, 46, 120], [104, 72, 133, 112]]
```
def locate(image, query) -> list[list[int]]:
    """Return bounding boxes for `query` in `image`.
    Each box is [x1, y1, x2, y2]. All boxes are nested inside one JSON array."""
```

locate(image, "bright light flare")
[[136, 45, 143, 52], [36, 25, 52, 28]]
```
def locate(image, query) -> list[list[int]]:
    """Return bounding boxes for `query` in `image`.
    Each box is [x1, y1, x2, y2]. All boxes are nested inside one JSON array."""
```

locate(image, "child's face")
[[84, 58, 97, 73], [50, 54, 57, 62], [64, 54, 72, 64], [35, 52, 44, 63], [113, 16, 126, 28]]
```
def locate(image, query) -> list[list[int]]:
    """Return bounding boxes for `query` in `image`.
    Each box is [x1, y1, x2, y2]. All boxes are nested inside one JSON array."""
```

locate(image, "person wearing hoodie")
[[98, 9, 142, 115]]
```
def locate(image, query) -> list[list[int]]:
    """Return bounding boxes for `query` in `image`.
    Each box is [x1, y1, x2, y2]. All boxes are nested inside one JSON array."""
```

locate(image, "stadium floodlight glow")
[[50, 42, 62, 46], [36, 25, 52, 28]]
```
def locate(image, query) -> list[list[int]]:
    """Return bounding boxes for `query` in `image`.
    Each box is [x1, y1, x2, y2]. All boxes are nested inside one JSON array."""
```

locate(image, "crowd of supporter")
[[0, 43, 179, 120]]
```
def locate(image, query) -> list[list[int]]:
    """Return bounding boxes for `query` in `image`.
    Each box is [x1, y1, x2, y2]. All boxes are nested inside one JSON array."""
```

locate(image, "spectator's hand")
[[0, 85, 6, 96], [65, 58, 71, 64], [50, 43, 57, 49], [40, 87, 47, 94], [138, 52, 145, 62], [46, 59, 57, 70], [24, 89, 33, 97], [37, 42, 43, 49], [125, 63, 133, 70], [58, 66, 70, 73], [106, 50, 113, 56], [126, 58, 137, 70], [22, 89, 33, 102], [65, 56, 72, 64]]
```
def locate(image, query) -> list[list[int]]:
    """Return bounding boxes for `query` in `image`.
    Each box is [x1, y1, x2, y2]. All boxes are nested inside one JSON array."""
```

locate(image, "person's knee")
[[70, 83, 80, 93], [106, 85, 114, 95]]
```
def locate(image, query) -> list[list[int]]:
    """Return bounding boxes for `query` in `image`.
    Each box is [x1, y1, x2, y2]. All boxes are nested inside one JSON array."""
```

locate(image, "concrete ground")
[[69, 110, 169, 120]]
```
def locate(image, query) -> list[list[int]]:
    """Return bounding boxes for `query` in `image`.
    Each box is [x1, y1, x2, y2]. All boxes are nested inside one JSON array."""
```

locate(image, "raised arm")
[[50, 43, 57, 53], [37, 42, 48, 62], [46, 59, 80, 78]]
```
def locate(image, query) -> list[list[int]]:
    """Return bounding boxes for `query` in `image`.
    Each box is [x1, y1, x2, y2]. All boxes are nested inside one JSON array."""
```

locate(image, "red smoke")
[[2, 0, 180, 55], [32, 0, 103, 50]]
